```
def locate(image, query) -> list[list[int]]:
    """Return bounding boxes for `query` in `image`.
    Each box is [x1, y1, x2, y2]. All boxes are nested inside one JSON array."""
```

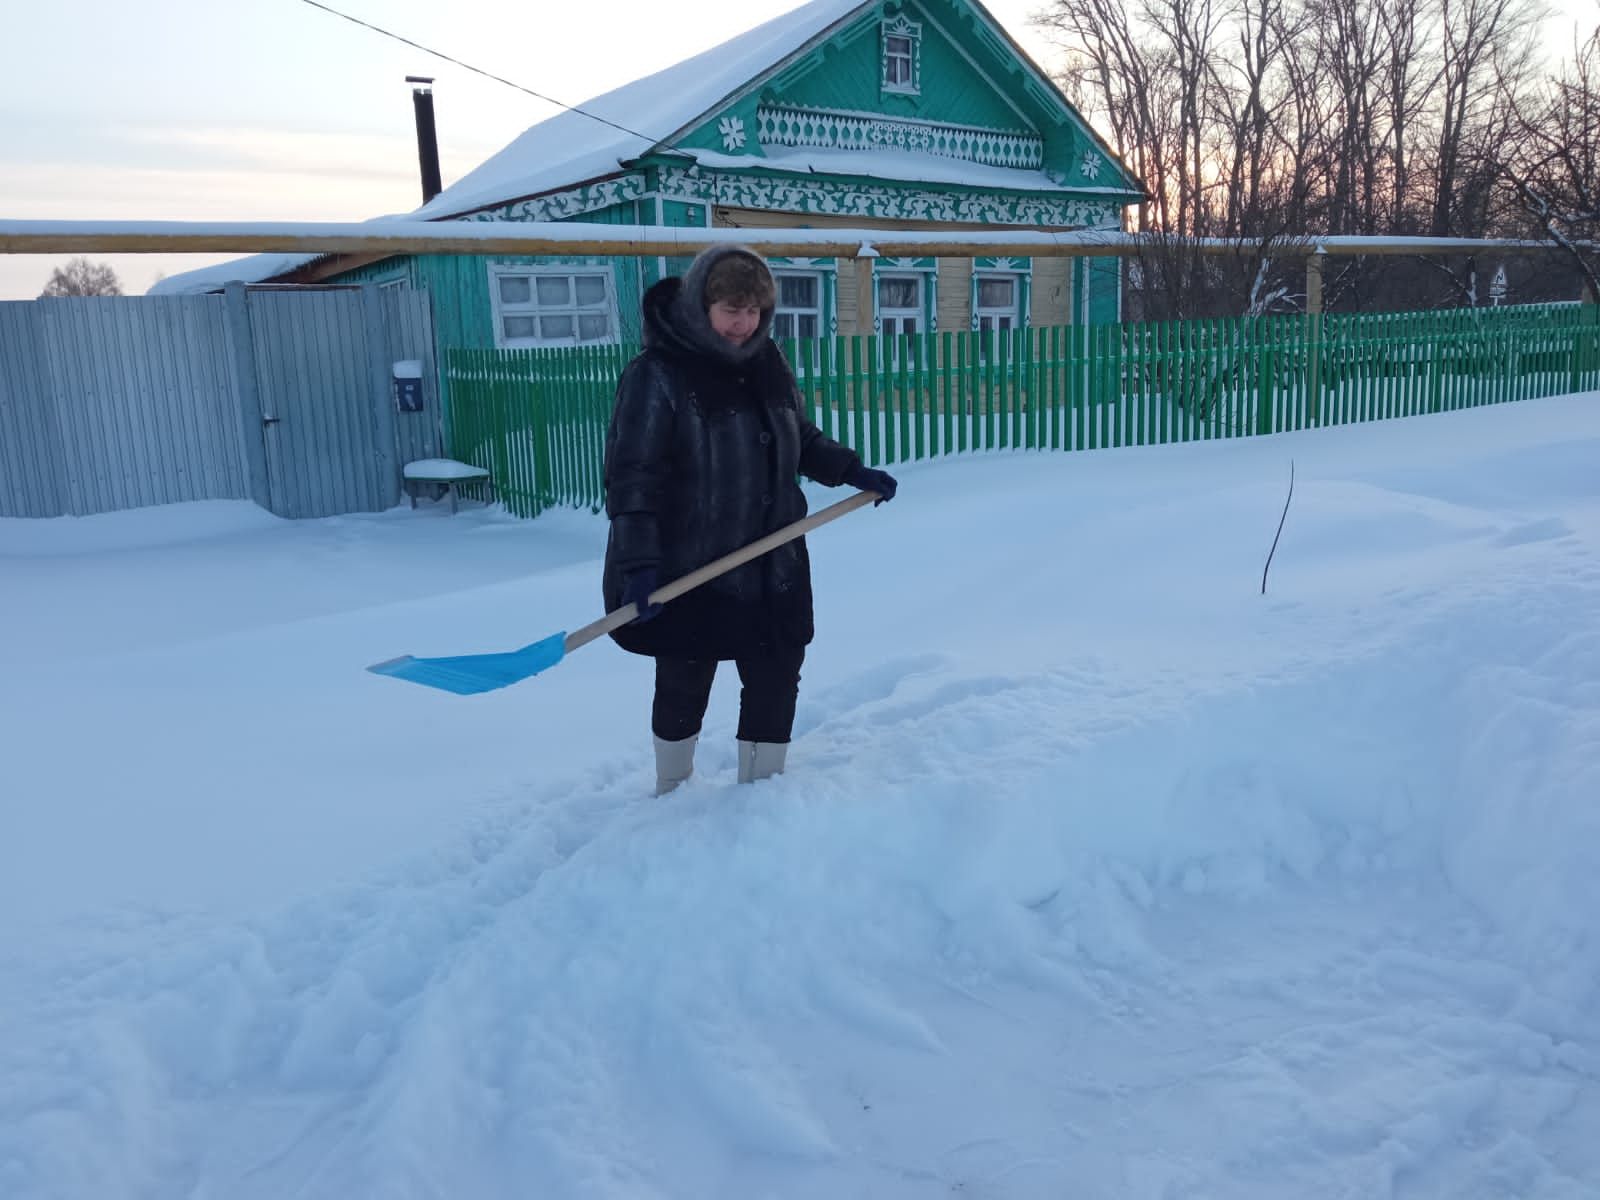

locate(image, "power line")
[[296, 0, 668, 146]]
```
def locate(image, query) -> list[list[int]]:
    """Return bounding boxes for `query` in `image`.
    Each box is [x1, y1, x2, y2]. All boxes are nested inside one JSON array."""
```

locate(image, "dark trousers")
[[653, 645, 806, 744]]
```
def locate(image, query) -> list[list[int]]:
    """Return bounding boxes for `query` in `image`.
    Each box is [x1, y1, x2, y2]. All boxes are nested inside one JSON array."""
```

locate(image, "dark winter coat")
[[602, 249, 861, 660]]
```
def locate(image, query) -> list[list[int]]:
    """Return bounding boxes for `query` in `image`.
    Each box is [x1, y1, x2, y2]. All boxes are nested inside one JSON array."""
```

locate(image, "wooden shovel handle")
[[565, 488, 880, 654]]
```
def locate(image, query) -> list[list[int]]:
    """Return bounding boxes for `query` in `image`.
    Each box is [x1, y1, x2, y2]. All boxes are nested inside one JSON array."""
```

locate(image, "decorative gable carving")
[[757, 105, 1044, 171]]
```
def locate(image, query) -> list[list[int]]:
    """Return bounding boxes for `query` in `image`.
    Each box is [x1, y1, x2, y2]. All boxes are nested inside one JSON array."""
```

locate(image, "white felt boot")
[[736, 739, 789, 784], [654, 733, 698, 795]]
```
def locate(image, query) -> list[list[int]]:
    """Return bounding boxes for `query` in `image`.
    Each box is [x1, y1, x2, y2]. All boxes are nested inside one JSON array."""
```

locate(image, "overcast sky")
[[3, 0, 1596, 301]]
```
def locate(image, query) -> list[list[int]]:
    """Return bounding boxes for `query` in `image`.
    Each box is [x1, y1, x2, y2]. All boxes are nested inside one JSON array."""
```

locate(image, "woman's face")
[[709, 300, 762, 346]]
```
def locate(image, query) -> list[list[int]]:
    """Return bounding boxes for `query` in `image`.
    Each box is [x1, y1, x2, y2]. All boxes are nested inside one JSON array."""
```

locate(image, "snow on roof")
[[151, 0, 868, 295], [414, 0, 870, 221], [150, 0, 1142, 296], [146, 213, 420, 296], [149, 251, 316, 296]]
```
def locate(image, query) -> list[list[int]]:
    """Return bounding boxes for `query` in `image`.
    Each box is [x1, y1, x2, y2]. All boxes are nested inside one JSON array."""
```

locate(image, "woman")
[[602, 245, 897, 794]]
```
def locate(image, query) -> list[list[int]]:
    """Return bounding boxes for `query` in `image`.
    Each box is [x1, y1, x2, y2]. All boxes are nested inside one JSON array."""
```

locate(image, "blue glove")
[[845, 463, 898, 505], [621, 567, 663, 623]]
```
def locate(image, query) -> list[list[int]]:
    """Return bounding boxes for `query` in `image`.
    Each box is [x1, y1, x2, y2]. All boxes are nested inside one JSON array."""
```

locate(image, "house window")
[[772, 271, 823, 342], [878, 274, 924, 339], [882, 17, 921, 95], [974, 272, 1021, 362], [975, 273, 1020, 336], [490, 266, 617, 348], [877, 272, 926, 367]]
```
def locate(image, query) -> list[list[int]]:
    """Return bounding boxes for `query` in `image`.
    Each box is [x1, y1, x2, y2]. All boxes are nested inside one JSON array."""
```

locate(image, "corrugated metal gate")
[[0, 300, 68, 519], [0, 285, 440, 520]]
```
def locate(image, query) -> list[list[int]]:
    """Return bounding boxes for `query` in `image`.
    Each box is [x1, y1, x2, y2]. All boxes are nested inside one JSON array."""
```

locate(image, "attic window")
[[882, 16, 921, 95]]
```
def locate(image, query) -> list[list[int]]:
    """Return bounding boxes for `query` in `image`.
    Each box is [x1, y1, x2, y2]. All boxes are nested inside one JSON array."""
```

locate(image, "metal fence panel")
[[248, 289, 383, 519], [34, 296, 245, 516], [1, 287, 437, 521], [0, 302, 65, 518]]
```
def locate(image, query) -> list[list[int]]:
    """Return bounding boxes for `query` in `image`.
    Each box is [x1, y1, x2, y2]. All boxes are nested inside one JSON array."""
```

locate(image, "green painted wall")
[[758, 3, 1026, 135], [1071, 257, 1123, 326], [1088, 256, 1122, 324], [670, 0, 1130, 193], [331, 200, 648, 346]]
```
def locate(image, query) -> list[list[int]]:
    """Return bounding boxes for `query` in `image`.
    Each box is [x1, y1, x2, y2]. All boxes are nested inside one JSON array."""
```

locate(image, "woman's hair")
[[703, 254, 777, 310]]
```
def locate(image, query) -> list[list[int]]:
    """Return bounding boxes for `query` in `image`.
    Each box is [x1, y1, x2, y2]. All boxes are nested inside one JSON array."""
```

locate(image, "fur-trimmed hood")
[[641, 244, 776, 366]]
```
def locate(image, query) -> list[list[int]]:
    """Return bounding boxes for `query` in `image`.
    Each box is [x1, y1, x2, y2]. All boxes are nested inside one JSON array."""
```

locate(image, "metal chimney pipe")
[[407, 76, 443, 204]]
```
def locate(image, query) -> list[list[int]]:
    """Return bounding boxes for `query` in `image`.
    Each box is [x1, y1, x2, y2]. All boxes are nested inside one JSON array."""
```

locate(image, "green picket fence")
[[444, 302, 1600, 518]]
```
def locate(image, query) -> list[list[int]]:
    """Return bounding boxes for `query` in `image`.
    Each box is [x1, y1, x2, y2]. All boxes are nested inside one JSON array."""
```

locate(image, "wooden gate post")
[[854, 246, 877, 335], [1306, 252, 1326, 425]]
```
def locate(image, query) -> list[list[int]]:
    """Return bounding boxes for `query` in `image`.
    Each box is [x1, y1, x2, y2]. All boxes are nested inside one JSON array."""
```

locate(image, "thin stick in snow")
[[1262, 460, 1295, 596]]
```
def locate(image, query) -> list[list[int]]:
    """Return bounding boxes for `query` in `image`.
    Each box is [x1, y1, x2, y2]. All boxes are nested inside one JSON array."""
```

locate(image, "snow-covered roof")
[[153, 0, 868, 296], [414, 0, 870, 221], [147, 221, 412, 297], [151, 0, 1132, 296]]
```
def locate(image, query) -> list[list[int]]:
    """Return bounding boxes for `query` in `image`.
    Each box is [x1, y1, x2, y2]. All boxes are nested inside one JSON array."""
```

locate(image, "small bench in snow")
[[402, 458, 493, 514]]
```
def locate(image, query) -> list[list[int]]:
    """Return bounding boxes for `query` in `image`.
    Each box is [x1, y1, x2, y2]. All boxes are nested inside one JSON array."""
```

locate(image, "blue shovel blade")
[[367, 632, 567, 694]]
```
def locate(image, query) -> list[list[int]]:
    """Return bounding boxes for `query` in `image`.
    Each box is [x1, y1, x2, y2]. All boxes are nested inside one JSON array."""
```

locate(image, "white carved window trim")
[[772, 269, 827, 368], [882, 16, 921, 96], [876, 270, 930, 368], [973, 270, 1025, 364], [877, 272, 925, 337], [974, 273, 1022, 332], [488, 263, 618, 349]]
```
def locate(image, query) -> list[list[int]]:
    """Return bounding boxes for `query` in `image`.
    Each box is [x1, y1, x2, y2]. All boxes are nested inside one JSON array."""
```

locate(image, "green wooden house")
[[160, 0, 1140, 349]]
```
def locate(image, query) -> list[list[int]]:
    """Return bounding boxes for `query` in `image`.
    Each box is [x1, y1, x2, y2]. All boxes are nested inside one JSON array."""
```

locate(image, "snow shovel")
[[367, 488, 881, 695]]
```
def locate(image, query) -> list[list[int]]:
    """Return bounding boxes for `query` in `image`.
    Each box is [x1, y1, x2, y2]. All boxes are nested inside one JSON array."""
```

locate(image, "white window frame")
[[772, 270, 825, 343], [974, 271, 1023, 362], [878, 272, 925, 338], [772, 269, 826, 369], [877, 272, 926, 366], [882, 17, 921, 95], [488, 263, 619, 349]]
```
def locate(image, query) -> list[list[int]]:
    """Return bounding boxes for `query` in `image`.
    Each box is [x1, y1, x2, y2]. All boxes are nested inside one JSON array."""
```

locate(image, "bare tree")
[[1495, 25, 1600, 296], [1307, 0, 1388, 232], [39, 257, 123, 298], [1039, 0, 1173, 231], [1377, 0, 1428, 231], [1426, 0, 1543, 236], [1035, 0, 1559, 313], [1215, 0, 1296, 235]]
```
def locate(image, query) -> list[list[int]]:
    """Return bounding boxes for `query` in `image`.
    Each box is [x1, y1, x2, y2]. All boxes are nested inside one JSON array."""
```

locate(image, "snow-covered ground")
[[2, 394, 1598, 1200]]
